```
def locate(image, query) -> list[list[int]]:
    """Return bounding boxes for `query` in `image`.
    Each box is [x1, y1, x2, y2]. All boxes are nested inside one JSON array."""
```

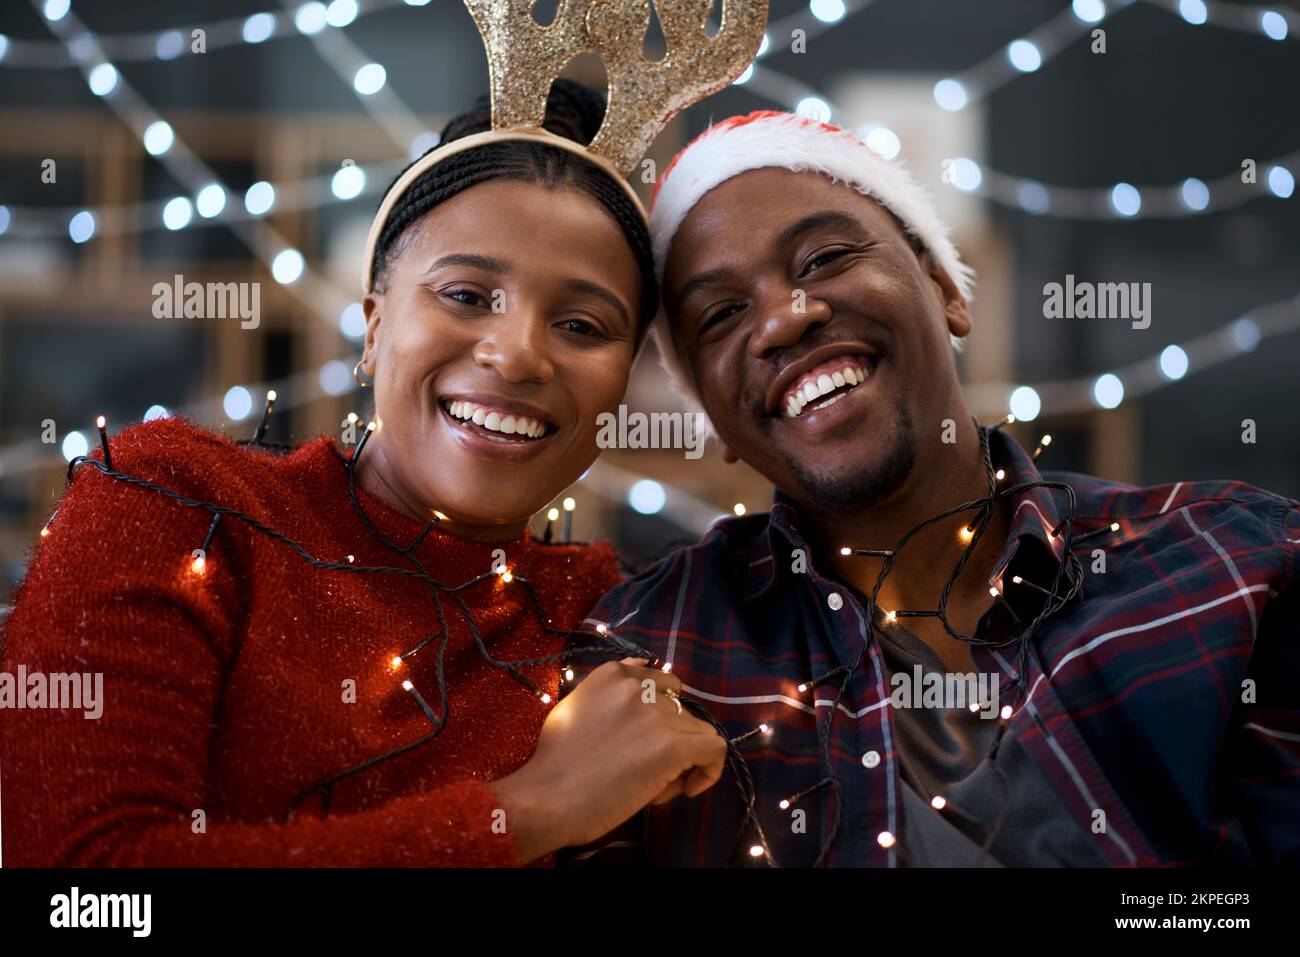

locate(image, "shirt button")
[[827, 592, 843, 611], [862, 750, 881, 769]]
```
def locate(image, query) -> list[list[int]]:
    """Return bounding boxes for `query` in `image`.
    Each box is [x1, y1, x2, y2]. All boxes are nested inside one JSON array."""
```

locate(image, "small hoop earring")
[[354, 360, 375, 389]]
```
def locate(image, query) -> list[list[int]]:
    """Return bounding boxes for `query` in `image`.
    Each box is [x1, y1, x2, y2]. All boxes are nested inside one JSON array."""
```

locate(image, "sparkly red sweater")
[[0, 417, 621, 867]]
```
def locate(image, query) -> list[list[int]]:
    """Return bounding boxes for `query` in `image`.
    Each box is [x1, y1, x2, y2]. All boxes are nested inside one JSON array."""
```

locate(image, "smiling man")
[[579, 111, 1300, 867]]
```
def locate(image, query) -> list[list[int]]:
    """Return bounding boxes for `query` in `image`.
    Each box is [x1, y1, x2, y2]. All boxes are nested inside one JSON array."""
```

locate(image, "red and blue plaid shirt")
[[576, 429, 1300, 866]]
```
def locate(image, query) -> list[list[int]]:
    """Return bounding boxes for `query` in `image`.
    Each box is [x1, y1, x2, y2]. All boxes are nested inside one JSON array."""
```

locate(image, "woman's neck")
[[354, 442, 531, 544]]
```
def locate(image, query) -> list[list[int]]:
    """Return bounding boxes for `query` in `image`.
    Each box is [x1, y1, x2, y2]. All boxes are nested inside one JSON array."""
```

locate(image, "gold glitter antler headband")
[[362, 0, 767, 292], [468, 0, 769, 177]]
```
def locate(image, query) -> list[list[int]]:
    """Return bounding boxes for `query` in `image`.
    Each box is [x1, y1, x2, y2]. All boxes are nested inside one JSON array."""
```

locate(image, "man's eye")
[[805, 249, 847, 274], [700, 303, 743, 333]]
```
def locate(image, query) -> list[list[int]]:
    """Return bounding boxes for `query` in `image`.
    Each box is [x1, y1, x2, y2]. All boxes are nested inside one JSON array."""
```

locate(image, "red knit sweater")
[[0, 418, 621, 866]]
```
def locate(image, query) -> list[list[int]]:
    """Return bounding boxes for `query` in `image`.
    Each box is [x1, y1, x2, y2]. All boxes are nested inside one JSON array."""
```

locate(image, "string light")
[[931, 795, 947, 810], [1031, 435, 1053, 461], [562, 497, 576, 543], [95, 415, 112, 470]]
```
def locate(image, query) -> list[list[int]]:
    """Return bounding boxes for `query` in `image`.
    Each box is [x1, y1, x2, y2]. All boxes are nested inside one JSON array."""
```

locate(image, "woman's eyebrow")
[[567, 277, 630, 326], [424, 253, 512, 275]]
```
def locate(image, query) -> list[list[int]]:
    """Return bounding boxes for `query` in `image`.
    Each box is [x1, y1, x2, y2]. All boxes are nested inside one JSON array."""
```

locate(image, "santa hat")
[[649, 110, 973, 419]]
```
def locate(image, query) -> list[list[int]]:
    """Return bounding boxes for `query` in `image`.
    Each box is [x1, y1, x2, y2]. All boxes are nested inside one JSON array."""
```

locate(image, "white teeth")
[[446, 400, 548, 438], [782, 360, 874, 419]]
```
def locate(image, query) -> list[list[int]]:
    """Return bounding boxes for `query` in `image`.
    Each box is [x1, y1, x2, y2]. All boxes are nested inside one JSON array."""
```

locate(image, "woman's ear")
[[919, 250, 972, 339], [361, 293, 384, 369]]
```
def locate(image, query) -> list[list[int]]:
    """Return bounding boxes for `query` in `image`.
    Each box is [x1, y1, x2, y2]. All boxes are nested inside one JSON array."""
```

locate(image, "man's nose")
[[747, 286, 833, 359], [472, 310, 556, 384]]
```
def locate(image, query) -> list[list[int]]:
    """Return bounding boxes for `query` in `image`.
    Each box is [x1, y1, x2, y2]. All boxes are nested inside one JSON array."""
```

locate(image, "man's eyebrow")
[[775, 209, 868, 249], [673, 266, 737, 311], [567, 277, 630, 326], [424, 253, 512, 274], [673, 211, 871, 309]]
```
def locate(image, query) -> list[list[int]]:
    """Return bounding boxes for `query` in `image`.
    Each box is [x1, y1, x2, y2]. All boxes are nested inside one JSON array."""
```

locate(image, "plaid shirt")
[[576, 429, 1300, 866]]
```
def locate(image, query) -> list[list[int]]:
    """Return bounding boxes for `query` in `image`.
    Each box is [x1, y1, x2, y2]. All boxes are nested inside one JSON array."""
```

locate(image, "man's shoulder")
[[1043, 468, 1298, 575], [1044, 468, 1296, 527]]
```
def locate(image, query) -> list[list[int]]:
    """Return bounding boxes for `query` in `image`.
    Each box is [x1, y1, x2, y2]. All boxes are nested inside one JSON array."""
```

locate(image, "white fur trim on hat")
[[648, 110, 973, 418]]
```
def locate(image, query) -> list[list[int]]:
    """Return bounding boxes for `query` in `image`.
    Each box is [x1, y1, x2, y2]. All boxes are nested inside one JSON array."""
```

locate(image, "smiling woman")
[[0, 79, 728, 868]]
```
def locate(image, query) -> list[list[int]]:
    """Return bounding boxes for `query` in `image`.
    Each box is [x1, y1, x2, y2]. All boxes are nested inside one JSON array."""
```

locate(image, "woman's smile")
[[437, 391, 560, 462]]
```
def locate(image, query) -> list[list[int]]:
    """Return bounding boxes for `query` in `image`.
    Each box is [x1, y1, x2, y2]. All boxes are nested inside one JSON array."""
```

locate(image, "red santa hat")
[[649, 110, 973, 417]]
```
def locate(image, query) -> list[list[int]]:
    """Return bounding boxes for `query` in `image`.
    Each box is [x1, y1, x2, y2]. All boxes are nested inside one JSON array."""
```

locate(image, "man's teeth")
[[445, 400, 548, 438], [784, 363, 870, 418]]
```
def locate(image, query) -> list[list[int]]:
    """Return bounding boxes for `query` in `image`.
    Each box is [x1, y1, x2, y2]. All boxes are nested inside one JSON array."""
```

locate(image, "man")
[[579, 111, 1300, 866]]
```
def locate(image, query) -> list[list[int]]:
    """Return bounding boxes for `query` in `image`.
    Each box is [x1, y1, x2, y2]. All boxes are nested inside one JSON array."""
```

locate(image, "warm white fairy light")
[[733, 503, 747, 517], [877, 831, 896, 849], [749, 844, 764, 857], [931, 795, 947, 809]]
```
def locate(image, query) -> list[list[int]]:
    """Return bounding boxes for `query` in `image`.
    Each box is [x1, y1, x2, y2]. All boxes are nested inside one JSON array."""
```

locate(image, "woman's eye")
[[445, 289, 485, 307], [557, 317, 603, 337]]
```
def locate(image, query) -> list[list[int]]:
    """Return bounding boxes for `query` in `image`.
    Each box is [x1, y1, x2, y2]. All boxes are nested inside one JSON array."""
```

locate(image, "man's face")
[[661, 168, 971, 517]]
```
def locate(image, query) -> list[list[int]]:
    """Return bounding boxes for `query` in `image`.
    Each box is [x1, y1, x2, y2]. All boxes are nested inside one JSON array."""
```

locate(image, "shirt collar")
[[740, 428, 1071, 602]]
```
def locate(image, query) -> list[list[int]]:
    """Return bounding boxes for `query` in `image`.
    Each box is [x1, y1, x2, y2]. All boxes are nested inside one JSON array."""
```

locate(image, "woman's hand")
[[487, 658, 727, 863]]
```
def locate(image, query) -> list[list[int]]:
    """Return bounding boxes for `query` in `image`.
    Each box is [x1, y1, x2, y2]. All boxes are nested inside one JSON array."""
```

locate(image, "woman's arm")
[[0, 437, 518, 867]]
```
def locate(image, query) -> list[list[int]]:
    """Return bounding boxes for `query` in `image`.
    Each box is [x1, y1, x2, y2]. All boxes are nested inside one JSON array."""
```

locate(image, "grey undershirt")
[[876, 622, 1109, 867]]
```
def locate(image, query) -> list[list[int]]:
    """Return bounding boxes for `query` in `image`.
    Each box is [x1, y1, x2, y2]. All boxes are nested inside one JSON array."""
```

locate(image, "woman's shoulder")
[[59, 416, 343, 527], [94, 416, 338, 501]]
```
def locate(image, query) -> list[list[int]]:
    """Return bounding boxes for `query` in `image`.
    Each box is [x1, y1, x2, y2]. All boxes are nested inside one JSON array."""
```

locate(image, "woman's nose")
[[471, 312, 556, 384], [747, 288, 833, 359]]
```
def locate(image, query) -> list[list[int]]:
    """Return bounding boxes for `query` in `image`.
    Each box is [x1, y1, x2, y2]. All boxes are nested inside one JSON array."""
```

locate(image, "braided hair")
[[370, 79, 658, 331]]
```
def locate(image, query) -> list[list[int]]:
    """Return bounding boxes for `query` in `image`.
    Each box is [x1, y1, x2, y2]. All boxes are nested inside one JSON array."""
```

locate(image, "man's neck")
[[806, 417, 1010, 616]]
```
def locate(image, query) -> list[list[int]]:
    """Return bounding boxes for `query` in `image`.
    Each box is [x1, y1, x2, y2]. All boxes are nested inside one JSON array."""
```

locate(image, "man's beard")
[[784, 403, 919, 519]]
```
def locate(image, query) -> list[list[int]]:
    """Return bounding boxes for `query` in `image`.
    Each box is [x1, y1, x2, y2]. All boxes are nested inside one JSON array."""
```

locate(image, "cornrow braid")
[[370, 79, 658, 331]]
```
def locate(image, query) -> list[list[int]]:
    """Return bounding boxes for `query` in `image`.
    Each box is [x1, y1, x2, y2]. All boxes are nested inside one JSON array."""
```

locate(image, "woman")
[[0, 80, 725, 866]]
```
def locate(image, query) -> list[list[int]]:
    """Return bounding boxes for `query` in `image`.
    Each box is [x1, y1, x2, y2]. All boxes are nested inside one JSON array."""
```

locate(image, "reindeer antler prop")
[[587, 0, 768, 175], [362, 0, 768, 292]]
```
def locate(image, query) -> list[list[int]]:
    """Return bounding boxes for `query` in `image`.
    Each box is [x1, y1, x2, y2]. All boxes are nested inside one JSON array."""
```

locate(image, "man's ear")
[[361, 292, 384, 370], [919, 249, 972, 339], [721, 444, 739, 464]]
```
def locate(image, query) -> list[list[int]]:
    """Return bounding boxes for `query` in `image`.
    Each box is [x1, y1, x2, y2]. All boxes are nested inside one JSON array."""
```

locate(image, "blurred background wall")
[[1, 0, 1297, 604]]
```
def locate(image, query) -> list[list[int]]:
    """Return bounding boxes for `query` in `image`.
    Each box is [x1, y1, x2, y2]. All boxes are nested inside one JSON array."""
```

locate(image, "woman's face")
[[360, 178, 642, 531]]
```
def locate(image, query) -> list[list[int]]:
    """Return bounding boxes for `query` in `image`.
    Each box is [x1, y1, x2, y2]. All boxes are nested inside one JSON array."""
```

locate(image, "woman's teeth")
[[783, 362, 871, 418], [444, 400, 549, 439]]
